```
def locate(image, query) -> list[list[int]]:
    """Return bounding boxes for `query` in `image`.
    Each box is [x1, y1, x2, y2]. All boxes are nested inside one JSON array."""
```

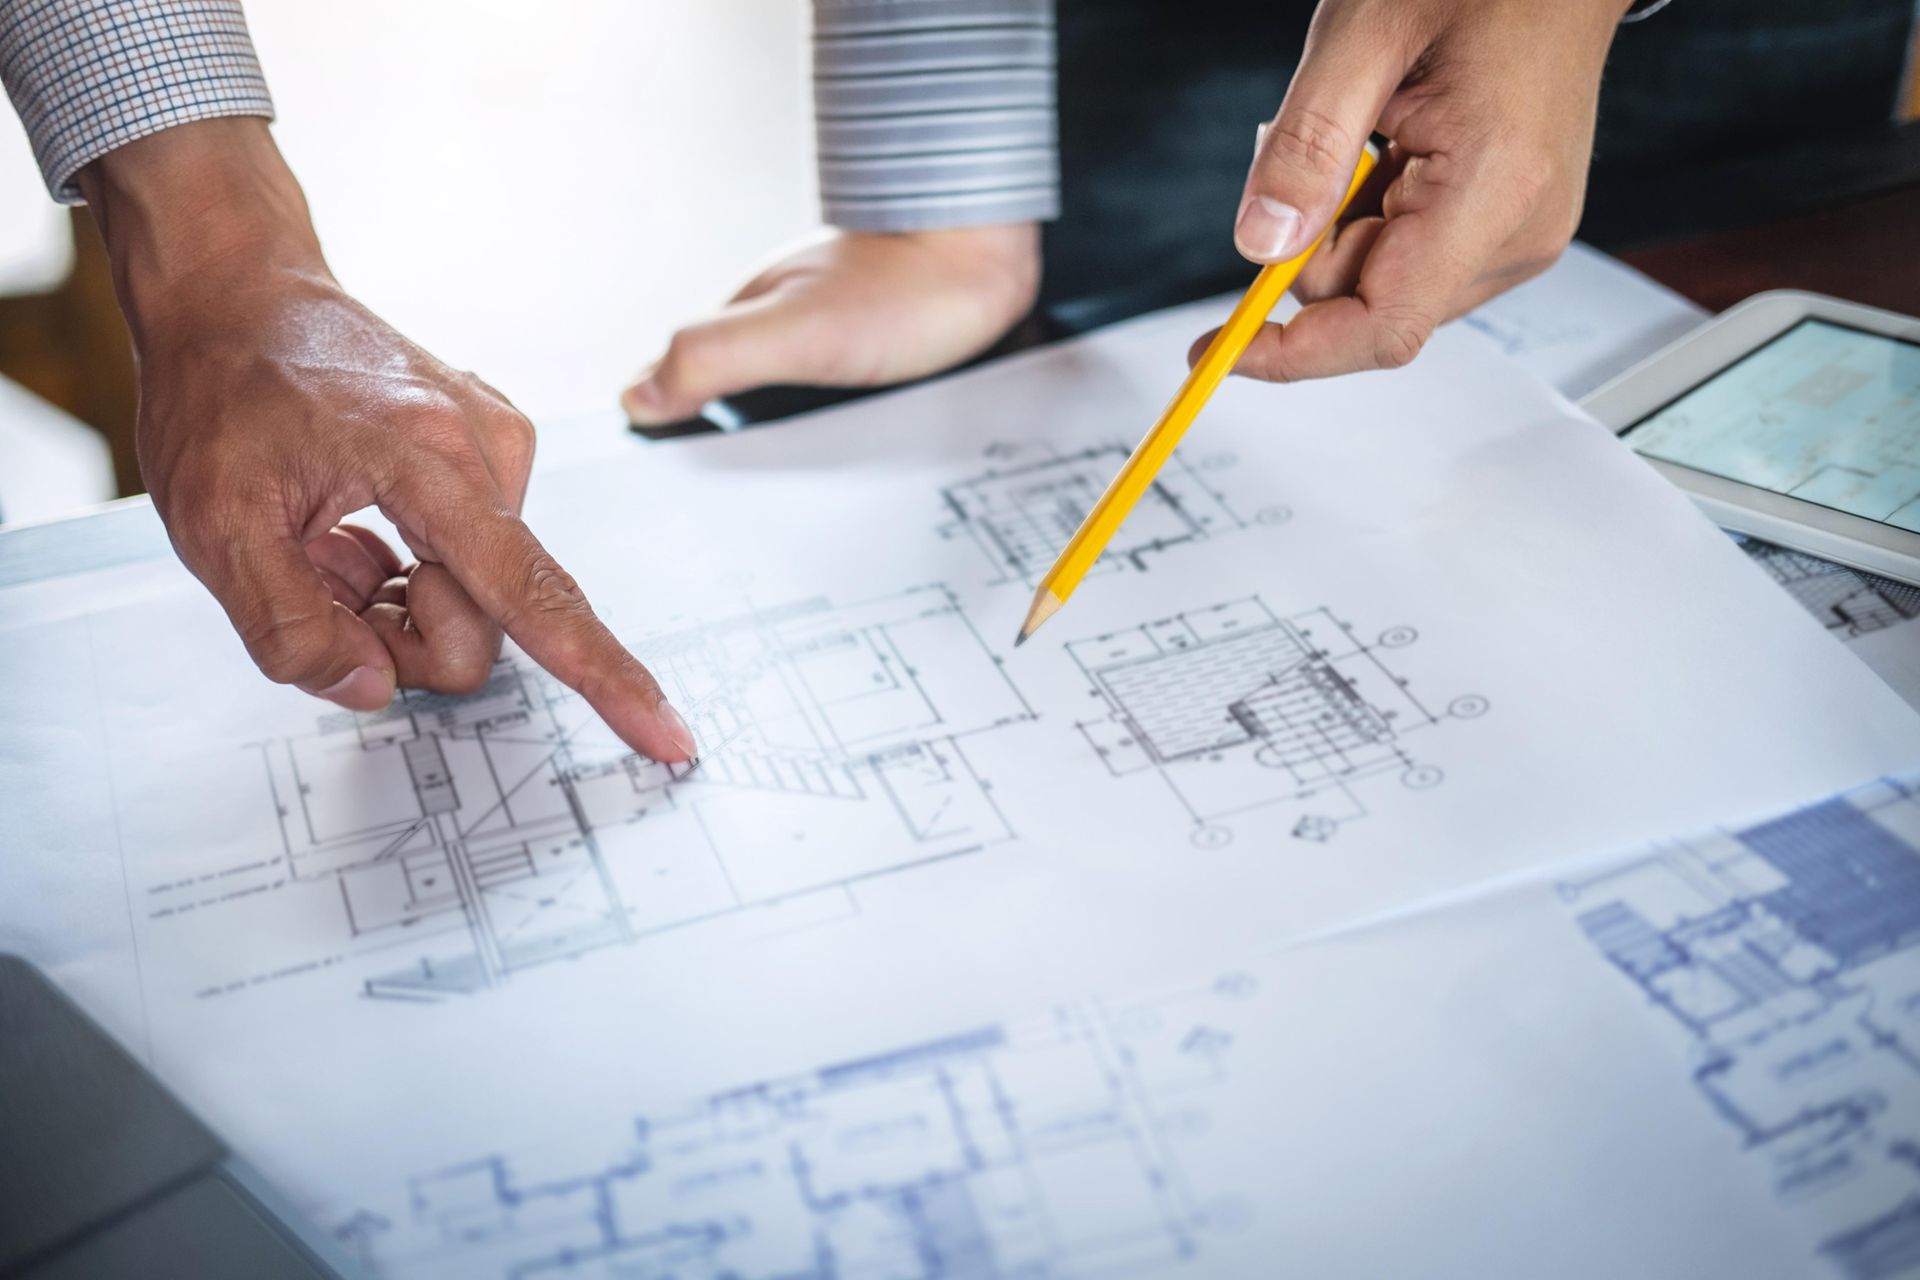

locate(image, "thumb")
[[186, 519, 398, 711], [622, 298, 809, 426], [1236, 13, 1411, 264]]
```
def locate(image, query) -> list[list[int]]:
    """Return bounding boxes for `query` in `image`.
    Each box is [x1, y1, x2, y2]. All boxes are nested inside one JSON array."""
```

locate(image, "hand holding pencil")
[[1014, 140, 1382, 648]]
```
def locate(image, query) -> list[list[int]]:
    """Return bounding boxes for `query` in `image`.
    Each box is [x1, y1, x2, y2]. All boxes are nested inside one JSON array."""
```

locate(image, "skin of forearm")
[[75, 118, 328, 346]]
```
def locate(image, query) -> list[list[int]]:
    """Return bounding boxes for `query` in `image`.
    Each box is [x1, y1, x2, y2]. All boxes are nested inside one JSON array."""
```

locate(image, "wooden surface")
[[1621, 183, 1920, 317], [0, 211, 137, 494]]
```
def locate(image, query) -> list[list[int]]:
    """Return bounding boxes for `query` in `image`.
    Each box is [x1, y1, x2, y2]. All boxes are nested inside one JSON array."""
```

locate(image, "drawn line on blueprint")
[[166, 584, 1037, 1003], [1736, 536, 1920, 639], [334, 970, 1261, 1278], [1561, 775, 1920, 1276], [940, 442, 1285, 587], [686, 801, 744, 909], [1067, 597, 1486, 846]]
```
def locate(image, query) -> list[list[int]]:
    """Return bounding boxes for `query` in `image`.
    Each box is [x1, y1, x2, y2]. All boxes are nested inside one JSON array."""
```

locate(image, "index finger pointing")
[[427, 484, 697, 763]]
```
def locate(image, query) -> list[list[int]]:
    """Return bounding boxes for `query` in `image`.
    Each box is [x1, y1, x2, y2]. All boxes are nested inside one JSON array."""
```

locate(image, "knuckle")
[[487, 409, 538, 474], [1512, 238, 1569, 286], [239, 609, 330, 683], [507, 545, 591, 629], [1264, 106, 1356, 180], [501, 412, 536, 458], [1503, 159, 1557, 217], [1478, 240, 1569, 296], [661, 326, 725, 388], [1558, 204, 1585, 246], [528, 560, 586, 615], [417, 418, 475, 464], [463, 370, 518, 413], [1369, 305, 1433, 370], [437, 646, 495, 696], [400, 399, 482, 465]]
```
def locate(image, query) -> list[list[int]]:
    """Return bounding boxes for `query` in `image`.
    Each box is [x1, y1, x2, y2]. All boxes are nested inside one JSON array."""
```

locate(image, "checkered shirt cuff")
[[1, 0, 274, 204]]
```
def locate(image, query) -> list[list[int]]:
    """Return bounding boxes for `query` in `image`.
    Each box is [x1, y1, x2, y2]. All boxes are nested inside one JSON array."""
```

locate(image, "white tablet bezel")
[[1582, 289, 1920, 587]]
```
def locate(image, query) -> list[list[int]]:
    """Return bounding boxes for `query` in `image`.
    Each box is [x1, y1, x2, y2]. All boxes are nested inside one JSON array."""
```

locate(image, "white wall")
[[254, 0, 821, 419], [0, 1, 821, 428], [0, 4, 827, 520]]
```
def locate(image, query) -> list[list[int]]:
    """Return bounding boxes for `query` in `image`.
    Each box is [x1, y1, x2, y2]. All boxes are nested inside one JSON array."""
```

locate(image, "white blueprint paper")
[[3, 299, 1919, 1270], [1854, 618, 1920, 708], [323, 772, 1920, 1279], [1454, 243, 1920, 712], [1460, 239, 1706, 400]]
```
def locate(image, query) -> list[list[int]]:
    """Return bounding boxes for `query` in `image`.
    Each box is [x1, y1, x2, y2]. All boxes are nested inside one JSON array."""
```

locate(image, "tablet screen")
[[1621, 319, 1920, 532]]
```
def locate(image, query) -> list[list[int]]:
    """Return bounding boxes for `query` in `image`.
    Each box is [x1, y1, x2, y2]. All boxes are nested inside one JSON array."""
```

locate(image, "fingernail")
[[658, 700, 698, 760], [1236, 195, 1303, 262], [622, 370, 665, 426], [315, 666, 393, 712]]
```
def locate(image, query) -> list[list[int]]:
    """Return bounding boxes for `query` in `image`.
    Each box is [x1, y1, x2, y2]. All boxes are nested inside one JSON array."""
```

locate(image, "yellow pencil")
[[1014, 138, 1381, 648]]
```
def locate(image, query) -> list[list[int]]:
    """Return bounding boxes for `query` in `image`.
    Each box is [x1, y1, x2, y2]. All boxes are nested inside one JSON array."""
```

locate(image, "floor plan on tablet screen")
[[1629, 320, 1920, 531]]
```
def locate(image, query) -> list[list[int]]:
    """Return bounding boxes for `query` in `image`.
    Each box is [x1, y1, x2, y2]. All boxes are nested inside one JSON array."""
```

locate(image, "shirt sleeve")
[[0, 0, 274, 204], [812, 0, 1059, 232]]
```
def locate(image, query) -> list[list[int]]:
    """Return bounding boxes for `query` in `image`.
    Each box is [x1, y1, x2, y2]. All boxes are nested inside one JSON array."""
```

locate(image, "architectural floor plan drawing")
[[1737, 536, 1920, 638], [938, 442, 1285, 585], [1066, 599, 1487, 846], [1561, 776, 1920, 1278], [335, 971, 1259, 1279], [243, 585, 1033, 1001], [1629, 319, 1920, 534]]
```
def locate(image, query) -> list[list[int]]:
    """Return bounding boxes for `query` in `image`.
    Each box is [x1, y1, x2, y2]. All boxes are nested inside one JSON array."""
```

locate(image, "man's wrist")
[[75, 119, 329, 338]]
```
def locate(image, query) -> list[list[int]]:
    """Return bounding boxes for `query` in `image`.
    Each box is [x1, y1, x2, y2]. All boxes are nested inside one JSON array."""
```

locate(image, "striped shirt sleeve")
[[0, 0, 274, 205], [812, 0, 1059, 232]]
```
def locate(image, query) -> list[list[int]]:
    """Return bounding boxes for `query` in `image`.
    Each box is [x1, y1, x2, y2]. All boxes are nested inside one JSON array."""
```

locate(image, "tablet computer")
[[1582, 291, 1920, 586]]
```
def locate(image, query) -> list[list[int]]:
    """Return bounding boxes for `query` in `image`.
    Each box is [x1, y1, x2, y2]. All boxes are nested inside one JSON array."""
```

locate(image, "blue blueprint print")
[[1561, 775, 1920, 1279], [158, 585, 1034, 1003], [336, 974, 1260, 1279]]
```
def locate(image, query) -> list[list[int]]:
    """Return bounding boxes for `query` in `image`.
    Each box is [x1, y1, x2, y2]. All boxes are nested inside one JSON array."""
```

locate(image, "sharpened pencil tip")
[[1015, 588, 1064, 650]]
